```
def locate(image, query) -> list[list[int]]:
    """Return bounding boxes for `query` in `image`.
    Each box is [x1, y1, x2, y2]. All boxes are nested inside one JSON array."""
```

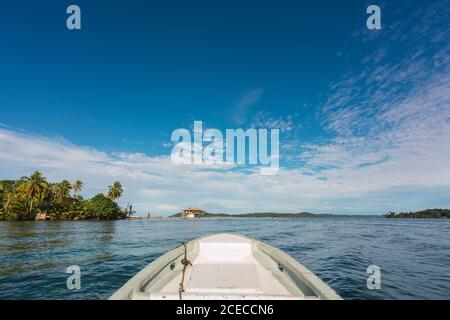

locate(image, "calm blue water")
[[0, 218, 449, 300]]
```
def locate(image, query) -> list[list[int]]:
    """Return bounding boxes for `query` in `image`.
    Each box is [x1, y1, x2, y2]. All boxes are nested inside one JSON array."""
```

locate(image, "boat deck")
[[110, 233, 341, 300], [149, 234, 302, 300]]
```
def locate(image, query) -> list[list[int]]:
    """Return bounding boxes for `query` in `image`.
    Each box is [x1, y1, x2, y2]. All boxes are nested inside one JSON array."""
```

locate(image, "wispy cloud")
[[230, 89, 264, 125], [250, 111, 297, 132], [298, 0, 450, 199]]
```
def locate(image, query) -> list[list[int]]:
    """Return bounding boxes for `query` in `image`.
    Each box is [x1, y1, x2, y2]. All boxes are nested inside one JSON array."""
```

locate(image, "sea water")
[[0, 217, 449, 300]]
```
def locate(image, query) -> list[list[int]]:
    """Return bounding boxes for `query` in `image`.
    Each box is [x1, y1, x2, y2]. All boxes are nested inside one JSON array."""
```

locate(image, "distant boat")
[[110, 233, 342, 300]]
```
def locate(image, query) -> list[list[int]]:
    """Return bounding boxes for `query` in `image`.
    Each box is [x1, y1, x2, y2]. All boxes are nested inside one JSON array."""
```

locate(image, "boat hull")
[[110, 233, 342, 300]]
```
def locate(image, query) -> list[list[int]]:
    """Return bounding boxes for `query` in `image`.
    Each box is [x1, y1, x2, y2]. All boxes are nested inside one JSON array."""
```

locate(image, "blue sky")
[[0, 0, 449, 215]]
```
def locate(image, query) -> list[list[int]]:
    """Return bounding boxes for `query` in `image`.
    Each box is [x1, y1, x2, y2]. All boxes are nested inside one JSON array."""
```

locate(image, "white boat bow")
[[110, 233, 342, 300]]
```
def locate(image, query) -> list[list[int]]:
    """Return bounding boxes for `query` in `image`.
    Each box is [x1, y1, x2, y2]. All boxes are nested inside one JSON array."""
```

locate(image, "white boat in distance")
[[110, 233, 342, 300]]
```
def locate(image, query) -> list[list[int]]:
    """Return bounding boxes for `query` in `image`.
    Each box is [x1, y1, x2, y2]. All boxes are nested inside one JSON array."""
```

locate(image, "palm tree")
[[53, 180, 72, 204], [20, 171, 48, 215], [0, 181, 14, 214], [0, 181, 4, 203], [72, 180, 84, 198], [107, 181, 123, 201]]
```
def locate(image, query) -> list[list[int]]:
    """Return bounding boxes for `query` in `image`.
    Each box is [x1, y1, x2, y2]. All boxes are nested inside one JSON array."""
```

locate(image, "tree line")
[[0, 171, 134, 220], [385, 209, 450, 219]]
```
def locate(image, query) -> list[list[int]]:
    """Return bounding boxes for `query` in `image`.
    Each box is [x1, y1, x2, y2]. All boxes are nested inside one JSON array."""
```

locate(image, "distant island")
[[171, 212, 348, 218], [0, 171, 134, 221], [171, 209, 450, 219], [385, 209, 450, 219]]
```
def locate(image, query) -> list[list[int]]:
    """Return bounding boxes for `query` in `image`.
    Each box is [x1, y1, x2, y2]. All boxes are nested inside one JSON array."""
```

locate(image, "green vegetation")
[[385, 209, 450, 219], [107, 181, 123, 201], [170, 212, 338, 218], [0, 171, 134, 221]]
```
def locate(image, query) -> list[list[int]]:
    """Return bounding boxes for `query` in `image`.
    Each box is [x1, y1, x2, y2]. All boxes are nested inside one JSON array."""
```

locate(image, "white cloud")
[[293, 1, 450, 210], [231, 89, 264, 125], [1, 107, 450, 216], [250, 111, 297, 132]]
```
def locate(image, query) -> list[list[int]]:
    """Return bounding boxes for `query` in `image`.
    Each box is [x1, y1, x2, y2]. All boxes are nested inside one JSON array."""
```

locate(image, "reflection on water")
[[0, 218, 450, 299]]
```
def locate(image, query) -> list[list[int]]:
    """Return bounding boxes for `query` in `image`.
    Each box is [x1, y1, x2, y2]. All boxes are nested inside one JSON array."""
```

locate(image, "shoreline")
[[1, 215, 384, 222], [3, 210, 450, 221]]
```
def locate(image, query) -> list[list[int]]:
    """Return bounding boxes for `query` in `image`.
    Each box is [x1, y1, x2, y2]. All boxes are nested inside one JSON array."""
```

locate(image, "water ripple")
[[0, 218, 449, 300]]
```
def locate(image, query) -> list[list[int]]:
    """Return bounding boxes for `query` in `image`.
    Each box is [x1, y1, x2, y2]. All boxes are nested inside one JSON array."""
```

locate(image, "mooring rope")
[[178, 241, 192, 300]]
